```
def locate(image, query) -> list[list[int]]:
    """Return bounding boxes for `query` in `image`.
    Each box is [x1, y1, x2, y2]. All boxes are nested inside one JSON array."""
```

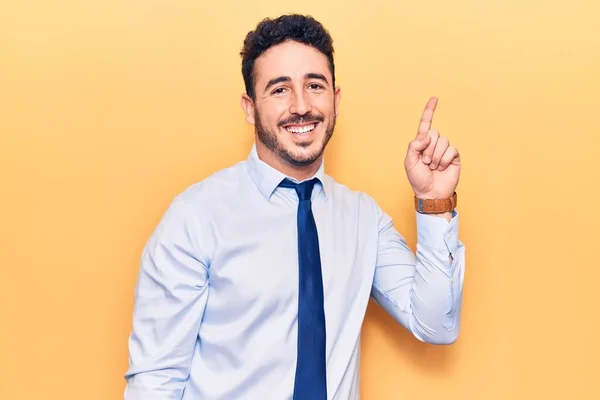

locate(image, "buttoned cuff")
[[416, 210, 459, 255]]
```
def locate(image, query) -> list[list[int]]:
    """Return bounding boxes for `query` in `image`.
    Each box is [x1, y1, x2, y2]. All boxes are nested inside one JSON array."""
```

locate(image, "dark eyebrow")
[[264, 76, 290, 92], [306, 73, 329, 85], [264, 73, 330, 92]]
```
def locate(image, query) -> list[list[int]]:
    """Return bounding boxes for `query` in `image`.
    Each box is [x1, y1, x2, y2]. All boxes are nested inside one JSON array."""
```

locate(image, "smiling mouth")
[[283, 123, 318, 135]]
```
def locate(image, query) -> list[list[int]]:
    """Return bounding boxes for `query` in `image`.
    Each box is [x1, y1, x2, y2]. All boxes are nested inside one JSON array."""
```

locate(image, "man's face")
[[242, 41, 341, 168]]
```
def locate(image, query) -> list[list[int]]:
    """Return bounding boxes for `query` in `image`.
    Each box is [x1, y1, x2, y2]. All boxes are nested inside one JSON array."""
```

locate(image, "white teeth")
[[286, 124, 316, 135]]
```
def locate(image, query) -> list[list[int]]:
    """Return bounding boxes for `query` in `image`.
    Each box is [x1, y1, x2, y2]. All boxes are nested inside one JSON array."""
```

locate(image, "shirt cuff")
[[416, 210, 459, 255]]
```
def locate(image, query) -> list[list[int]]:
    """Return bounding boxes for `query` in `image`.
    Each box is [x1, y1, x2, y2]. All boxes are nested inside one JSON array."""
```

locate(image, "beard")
[[254, 109, 336, 167]]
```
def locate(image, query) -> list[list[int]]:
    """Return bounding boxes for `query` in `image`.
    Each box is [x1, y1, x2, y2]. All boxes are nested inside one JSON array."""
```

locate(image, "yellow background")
[[1, 0, 599, 399]]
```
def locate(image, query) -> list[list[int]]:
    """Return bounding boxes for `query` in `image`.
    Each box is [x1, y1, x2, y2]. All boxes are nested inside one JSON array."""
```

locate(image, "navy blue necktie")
[[279, 178, 327, 400]]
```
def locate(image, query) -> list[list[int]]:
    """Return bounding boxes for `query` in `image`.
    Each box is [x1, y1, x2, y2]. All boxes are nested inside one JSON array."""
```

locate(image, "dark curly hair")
[[240, 14, 335, 100]]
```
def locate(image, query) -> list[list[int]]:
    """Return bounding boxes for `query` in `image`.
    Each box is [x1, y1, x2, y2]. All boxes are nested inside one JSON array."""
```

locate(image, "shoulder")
[[146, 160, 248, 256], [176, 160, 248, 207], [149, 160, 249, 230]]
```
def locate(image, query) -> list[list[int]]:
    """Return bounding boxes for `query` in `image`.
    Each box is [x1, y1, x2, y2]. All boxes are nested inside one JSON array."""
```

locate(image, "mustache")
[[278, 113, 325, 127]]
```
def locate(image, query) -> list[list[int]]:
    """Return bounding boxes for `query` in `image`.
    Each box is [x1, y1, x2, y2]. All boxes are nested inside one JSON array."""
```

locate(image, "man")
[[124, 13, 465, 400]]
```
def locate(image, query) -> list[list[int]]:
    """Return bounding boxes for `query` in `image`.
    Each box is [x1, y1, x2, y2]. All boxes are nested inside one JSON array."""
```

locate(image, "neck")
[[255, 141, 322, 181]]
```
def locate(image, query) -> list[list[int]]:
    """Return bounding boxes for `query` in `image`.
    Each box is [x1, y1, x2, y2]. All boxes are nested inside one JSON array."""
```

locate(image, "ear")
[[240, 94, 256, 125], [334, 86, 342, 116]]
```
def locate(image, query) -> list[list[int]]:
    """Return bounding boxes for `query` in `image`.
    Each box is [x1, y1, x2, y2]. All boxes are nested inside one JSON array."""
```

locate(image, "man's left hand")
[[404, 97, 461, 199]]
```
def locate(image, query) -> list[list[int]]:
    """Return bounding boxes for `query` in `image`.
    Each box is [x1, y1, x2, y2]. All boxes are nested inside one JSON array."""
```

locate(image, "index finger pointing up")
[[417, 97, 438, 138]]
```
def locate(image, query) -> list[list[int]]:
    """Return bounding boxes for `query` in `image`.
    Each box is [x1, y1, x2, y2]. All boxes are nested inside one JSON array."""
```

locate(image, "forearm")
[[432, 211, 454, 263], [371, 252, 463, 344], [372, 210, 464, 344], [411, 241, 463, 343], [431, 211, 452, 223]]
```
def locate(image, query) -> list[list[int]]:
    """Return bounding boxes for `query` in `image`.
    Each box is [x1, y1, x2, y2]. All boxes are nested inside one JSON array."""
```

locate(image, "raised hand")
[[404, 97, 461, 199]]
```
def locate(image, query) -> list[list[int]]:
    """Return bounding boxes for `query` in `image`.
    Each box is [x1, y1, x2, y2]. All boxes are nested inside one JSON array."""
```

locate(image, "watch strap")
[[414, 192, 457, 214]]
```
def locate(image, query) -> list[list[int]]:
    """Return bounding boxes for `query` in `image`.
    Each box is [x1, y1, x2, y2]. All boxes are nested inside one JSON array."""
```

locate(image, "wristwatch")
[[414, 192, 457, 214]]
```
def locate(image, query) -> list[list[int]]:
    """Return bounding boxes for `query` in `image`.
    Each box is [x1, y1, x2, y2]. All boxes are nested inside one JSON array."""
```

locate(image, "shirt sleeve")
[[370, 206, 465, 344], [124, 195, 210, 399]]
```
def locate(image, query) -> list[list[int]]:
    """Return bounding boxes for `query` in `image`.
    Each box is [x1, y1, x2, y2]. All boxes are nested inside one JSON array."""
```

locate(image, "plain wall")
[[1, 0, 599, 398]]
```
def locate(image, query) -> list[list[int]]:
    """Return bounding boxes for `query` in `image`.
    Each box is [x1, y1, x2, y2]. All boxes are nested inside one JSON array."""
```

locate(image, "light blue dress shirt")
[[124, 143, 465, 400]]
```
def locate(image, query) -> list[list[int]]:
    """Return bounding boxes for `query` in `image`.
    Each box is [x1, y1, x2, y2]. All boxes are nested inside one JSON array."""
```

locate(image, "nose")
[[289, 90, 312, 115]]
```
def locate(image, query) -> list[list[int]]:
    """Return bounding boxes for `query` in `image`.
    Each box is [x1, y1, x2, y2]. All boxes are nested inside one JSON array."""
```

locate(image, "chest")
[[203, 197, 378, 322]]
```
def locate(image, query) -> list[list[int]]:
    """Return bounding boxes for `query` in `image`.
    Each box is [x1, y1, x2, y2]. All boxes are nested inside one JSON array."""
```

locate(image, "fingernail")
[[430, 163, 437, 169], [423, 156, 431, 163]]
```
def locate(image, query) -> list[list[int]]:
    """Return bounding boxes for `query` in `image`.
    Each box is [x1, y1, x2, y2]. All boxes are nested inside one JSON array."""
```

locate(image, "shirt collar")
[[245, 143, 328, 200]]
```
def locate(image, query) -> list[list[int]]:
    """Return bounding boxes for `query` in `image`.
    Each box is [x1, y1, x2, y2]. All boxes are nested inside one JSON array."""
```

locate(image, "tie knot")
[[279, 178, 318, 201]]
